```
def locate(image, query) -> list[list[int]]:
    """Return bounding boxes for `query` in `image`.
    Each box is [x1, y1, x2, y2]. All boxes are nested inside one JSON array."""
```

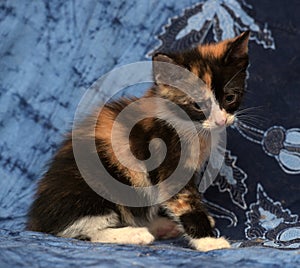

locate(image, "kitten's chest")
[[183, 138, 211, 171]]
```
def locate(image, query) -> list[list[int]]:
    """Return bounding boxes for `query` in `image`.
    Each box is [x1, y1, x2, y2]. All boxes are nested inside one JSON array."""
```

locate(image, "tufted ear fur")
[[152, 53, 179, 85], [152, 53, 176, 65], [152, 52, 194, 99], [224, 31, 250, 65]]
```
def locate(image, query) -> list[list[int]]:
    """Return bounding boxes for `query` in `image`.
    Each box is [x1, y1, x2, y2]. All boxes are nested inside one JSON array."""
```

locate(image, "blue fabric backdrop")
[[0, 0, 299, 267]]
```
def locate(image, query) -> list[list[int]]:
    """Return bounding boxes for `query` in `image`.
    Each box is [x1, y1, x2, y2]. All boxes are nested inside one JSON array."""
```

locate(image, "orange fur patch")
[[95, 100, 152, 187], [202, 71, 212, 88], [165, 192, 193, 216], [198, 40, 228, 59], [191, 65, 199, 77]]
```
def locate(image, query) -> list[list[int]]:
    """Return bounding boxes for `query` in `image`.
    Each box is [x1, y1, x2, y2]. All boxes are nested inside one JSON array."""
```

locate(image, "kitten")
[[27, 31, 250, 251]]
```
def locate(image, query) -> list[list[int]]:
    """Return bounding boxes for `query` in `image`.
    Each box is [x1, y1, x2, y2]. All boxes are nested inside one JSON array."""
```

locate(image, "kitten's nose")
[[211, 108, 227, 127], [215, 116, 227, 126]]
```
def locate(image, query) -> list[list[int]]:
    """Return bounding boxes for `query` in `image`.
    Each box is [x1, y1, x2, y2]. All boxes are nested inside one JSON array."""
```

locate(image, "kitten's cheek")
[[226, 115, 235, 125]]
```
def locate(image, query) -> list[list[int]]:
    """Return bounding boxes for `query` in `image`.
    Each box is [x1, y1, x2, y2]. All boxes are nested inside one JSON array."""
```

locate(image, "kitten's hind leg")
[[57, 213, 119, 241], [148, 217, 183, 240], [90, 226, 155, 245], [58, 213, 154, 245]]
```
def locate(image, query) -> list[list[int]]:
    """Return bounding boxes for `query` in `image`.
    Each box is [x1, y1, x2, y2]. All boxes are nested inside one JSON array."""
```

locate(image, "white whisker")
[[235, 106, 266, 124], [224, 68, 245, 90]]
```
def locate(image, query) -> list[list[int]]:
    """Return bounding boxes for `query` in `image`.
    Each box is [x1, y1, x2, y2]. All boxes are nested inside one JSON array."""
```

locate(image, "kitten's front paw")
[[190, 237, 231, 252], [90, 227, 155, 245], [128, 227, 155, 245]]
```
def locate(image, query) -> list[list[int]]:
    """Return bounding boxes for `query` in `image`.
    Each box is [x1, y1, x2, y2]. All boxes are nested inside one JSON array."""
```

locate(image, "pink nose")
[[215, 117, 227, 126]]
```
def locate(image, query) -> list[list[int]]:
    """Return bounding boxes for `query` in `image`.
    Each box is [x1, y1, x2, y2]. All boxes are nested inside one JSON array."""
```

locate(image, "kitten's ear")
[[152, 53, 176, 65], [152, 53, 178, 84], [224, 31, 250, 64]]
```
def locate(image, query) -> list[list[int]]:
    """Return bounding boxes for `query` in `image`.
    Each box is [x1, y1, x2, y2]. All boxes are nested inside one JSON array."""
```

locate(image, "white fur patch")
[[190, 237, 231, 252], [58, 214, 155, 245], [184, 141, 202, 170], [57, 213, 120, 238], [90, 227, 155, 245]]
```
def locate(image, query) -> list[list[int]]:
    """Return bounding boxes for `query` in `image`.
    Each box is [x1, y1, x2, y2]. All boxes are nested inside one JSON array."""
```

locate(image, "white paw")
[[190, 237, 231, 252], [127, 227, 155, 245], [90, 227, 155, 245]]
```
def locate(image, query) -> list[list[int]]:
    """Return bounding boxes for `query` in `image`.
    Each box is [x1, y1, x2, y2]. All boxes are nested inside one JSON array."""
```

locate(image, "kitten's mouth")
[[201, 115, 235, 130]]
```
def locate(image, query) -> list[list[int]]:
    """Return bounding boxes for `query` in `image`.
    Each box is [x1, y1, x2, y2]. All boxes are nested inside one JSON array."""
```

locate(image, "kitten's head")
[[152, 31, 250, 130]]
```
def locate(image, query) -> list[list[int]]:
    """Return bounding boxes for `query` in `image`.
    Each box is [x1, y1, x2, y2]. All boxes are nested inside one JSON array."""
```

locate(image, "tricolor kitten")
[[27, 31, 250, 251]]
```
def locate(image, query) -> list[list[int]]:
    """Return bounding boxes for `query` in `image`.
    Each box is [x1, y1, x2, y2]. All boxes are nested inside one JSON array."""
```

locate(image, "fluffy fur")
[[27, 31, 250, 251]]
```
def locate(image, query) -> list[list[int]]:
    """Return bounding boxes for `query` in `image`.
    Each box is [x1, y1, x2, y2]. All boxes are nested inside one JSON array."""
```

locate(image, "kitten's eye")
[[193, 102, 202, 110], [225, 94, 236, 104]]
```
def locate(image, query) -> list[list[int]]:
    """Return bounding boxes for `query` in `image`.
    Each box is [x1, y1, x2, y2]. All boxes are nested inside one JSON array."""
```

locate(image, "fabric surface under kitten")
[[27, 31, 250, 252]]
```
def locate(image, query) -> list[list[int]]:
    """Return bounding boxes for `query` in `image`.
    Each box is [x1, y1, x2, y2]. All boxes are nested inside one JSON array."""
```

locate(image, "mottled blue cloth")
[[1, 229, 300, 268], [0, 0, 299, 267]]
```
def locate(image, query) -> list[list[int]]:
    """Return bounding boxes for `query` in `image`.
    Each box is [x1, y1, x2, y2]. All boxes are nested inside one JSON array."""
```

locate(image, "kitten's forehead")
[[193, 84, 213, 102], [198, 40, 229, 59], [183, 74, 214, 104], [187, 70, 222, 111], [192, 67, 213, 91]]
